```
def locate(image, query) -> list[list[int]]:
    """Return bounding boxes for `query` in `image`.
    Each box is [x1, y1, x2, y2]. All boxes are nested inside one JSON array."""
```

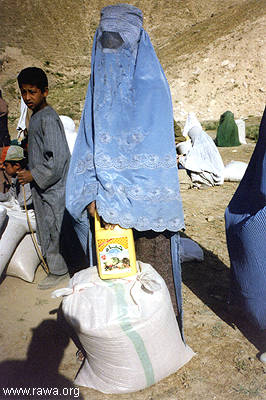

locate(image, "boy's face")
[[3, 161, 20, 177], [20, 84, 48, 113]]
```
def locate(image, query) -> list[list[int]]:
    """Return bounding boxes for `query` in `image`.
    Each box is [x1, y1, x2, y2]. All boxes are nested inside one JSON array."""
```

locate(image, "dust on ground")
[[0, 1, 265, 398], [0, 138, 265, 400]]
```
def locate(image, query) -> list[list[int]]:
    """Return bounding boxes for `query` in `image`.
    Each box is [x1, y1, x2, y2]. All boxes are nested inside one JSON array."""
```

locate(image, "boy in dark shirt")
[[17, 67, 71, 289]]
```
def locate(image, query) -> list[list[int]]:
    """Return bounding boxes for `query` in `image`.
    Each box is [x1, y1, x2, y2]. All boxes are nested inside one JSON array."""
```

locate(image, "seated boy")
[[0, 145, 35, 279], [0, 146, 11, 194], [16, 67, 71, 289], [0, 145, 32, 209]]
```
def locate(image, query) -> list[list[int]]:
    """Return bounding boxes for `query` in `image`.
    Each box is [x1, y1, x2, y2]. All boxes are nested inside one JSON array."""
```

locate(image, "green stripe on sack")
[[108, 281, 155, 387]]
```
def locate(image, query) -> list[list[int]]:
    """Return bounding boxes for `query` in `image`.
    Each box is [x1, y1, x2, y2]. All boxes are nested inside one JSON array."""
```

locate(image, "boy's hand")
[[17, 169, 33, 184]]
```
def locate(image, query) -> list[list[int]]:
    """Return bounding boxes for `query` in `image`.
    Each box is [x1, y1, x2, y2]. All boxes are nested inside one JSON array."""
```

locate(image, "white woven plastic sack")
[[0, 205, 7, 235], [0, 206, 36, 278], [52, 262, 194, 394], [6, 233, 40, 282], [180, 238, 204, 263], [0, 205, 7, 222], [224, 160, 248, 182], [235, 119, 246, 144], [59, 115, 77, 154]]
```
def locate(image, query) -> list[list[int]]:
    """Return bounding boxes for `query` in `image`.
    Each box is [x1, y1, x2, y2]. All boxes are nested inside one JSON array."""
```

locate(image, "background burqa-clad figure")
[[66, 4, 185, 334], [225, 107, 266, 359]]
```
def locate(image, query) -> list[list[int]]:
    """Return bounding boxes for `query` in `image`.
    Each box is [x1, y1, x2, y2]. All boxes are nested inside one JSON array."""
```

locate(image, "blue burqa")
[[66, 4, 185, 333], [225, 107, 266, 330]]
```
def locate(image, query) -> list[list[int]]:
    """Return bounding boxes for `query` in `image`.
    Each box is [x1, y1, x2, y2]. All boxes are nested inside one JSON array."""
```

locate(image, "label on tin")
[[97, 237, 132, 274]]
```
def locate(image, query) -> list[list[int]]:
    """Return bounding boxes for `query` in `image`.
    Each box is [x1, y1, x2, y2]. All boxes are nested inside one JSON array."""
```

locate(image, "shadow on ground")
[[0, 319, 83, 400], [181, 233, 266, 357]]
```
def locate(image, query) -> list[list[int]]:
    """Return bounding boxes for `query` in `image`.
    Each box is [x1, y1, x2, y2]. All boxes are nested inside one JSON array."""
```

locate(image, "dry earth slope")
[[0, 0, 265, 133]]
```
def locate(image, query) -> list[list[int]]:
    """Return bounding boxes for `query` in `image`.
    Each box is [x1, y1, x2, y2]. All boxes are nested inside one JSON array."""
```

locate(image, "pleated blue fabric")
[[66, 4, 184, 245], [225, 107, 266, 329]]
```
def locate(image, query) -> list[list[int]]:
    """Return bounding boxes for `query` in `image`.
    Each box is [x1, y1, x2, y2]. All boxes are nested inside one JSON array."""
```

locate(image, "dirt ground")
[[0, 1, 265, 399], [0, 136, 265, 400]]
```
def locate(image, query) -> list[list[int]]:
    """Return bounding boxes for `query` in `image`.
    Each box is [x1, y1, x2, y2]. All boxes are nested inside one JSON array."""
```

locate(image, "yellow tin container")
[[95, 212, 137, 280]]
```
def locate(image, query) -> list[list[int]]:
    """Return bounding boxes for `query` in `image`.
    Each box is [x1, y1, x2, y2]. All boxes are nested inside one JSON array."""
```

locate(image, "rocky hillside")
[[1, 0, 265, 134]]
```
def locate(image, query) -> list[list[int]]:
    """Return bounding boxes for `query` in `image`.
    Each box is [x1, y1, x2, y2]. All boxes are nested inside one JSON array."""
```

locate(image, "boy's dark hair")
[[17, 67, 48, 93], [4, 158, 28, 169]]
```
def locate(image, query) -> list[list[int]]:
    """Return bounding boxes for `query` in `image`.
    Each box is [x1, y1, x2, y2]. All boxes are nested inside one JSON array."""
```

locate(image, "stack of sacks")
[[0, 203, 40, 282]]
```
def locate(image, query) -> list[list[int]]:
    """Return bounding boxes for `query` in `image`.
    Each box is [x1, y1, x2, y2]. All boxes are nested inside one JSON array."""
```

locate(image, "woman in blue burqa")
[[225, 107, 266, 360], [66, 4, 185, 329]]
